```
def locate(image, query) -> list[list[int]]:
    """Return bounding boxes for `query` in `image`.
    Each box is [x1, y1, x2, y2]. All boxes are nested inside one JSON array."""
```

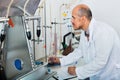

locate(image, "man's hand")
[[48, 56, 60, 64], [68, 66, 76, 75]]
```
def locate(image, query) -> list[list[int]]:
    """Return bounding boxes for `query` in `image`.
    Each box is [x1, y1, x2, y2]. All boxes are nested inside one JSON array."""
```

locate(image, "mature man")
[[48, 3, 120, 80]]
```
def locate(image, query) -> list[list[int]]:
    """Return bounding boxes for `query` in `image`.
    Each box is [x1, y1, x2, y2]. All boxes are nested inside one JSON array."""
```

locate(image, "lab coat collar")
[[88, 18, 96, 42]]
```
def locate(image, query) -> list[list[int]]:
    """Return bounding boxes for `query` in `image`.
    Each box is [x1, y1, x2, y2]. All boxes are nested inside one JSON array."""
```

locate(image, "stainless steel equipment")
[[3, 16, 32, 80], [17, 63, 57, 80], [2, 16, 56, 80]]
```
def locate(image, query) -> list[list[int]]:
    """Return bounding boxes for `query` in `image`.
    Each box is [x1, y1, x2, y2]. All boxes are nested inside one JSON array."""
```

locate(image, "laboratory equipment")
[[0, 23, 7, 44], [25, 20, 31, 40], [0, 17, 9, 80], [17, 63, 57, 80], [62, 32, 74, 50], [24, 16, 42, 62], [0, 16, 56, 80], [61, 32, 74, 56], [3, 16, 33, 79], [51, 19, 58, 55], [36, 18, 41, 44]]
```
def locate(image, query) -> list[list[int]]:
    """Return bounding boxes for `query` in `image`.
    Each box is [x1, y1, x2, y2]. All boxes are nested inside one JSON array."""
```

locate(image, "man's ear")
[[81, 16, 87, 23], [79, 16, 84, 23], [81, 16, 86, 20]]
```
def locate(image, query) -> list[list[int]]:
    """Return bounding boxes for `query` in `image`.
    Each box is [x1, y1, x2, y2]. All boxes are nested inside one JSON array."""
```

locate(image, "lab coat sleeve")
[[60, 45, 83, 66], [76, 30, 114, 79]]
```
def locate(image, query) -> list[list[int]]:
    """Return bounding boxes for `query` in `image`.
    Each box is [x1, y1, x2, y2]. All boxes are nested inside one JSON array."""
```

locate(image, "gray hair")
[[78, 7, 92, 20]]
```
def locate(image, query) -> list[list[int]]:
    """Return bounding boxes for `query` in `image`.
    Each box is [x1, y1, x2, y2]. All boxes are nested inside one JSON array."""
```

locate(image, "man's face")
[[71, 9, 83, 30]]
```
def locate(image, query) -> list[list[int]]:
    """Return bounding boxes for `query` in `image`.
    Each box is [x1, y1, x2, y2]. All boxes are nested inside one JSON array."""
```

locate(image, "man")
[[48, 3, 120, 80]]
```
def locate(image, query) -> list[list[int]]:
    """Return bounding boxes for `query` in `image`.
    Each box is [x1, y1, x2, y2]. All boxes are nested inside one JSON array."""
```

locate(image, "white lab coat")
[[60, 18, 120, 80]]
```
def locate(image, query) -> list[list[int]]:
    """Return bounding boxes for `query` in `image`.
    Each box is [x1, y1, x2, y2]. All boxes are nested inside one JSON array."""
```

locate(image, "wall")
[[92, 0, 120, 36]]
